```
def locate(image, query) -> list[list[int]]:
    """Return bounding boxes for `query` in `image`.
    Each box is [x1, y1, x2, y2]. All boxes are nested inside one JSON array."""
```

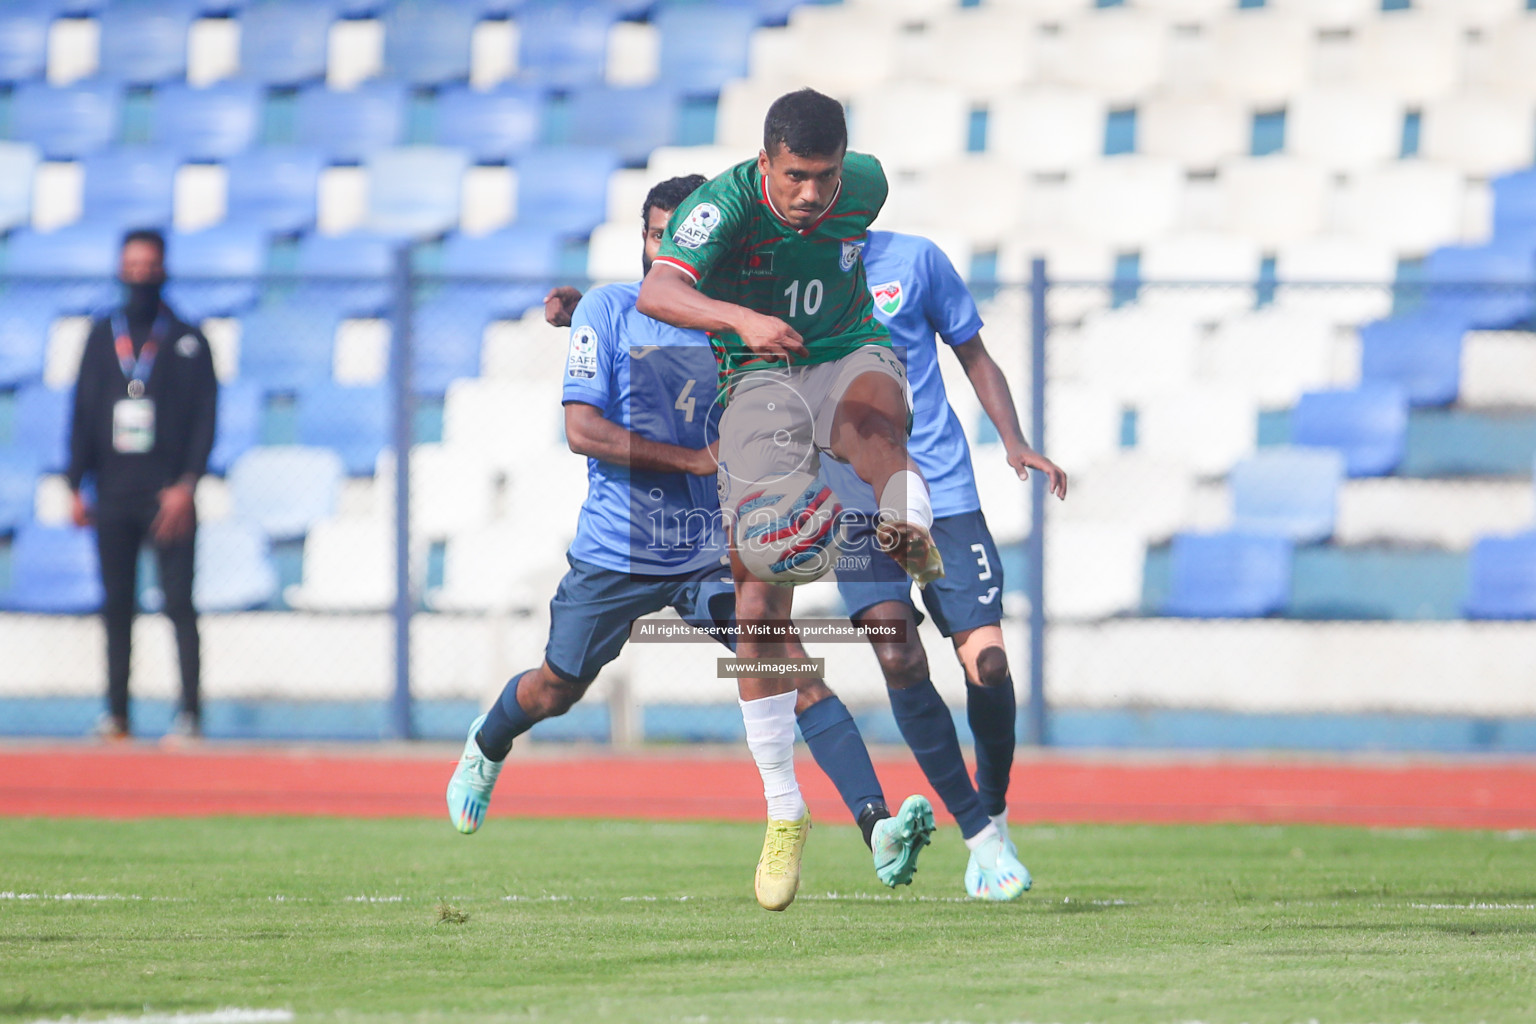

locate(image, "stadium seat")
[[921, 8, 1035, 95], [1205, 308, 1335, 410], [1205, 10, 1311, 105], [0, 523, 102, 613], [750, 5, 900, 94], [1464, 531, 1536, 620], [1229, 447, 1345, 543], [97, 0, 193, 83], [236, 303, 340, 392], [432, 84, 545, 163], [514, 146, 620, 235], [653, 3, 758, 95], [0, 142, 38, 234], [0, 1, 49, 83], [81, 148, 179, 229], [848, 83, 968, 174], [364, 147, 470, 239], [1421, 92, 1536, 178], [11, 382, 71, 474], [296, 381, 390, 476], [1055, 8, 1169, 104], [426, 524, 546, 612], [163, 225, 268, 321], [227, 444, 344, 540], [1291, 385, 1410, 478], [516, 1, 616, 89], [1137, 386, 1257, 478], [382, 0, 478, 86], [1045, 520, 1145, 621], [294, 83, 407, 163], [283, 515, 409, 611], [208, 379, 263, 475], [1287, 86, 1402, 171], [0, 452, 39, 533], [294, 231, 397, 315], [224, 147, 325, 233], [1421, 242, 1536, 330], [441, 377, 564, 474], [564, 86, 681, 167], [411, 297, 490, 396], [989, 88, 1107, 172], [1217, 157, 1329, 247], [148, 82, 263, 162], [1358, 309, 1469, 407], [1477, 15, 1536, 103], [1490, 168, 1536, 245], [238, 0, 333, 86], [8, 82, 121, 160], [188, 517, 279, 611], [1335, 162, 1464, 255], [1346, 9, 1460, 104], [0, 304, 58, 387], [3, 225, 119, 318], [1138, 92, 1248, 168], [1064, 157, 1183, 249], [1139, 233, 1262, 319], [1163, 531, 1292, 619], [374, 443, 495, 540], [1078, 306, 1200, 405], [1273, 235, 1396, 325]]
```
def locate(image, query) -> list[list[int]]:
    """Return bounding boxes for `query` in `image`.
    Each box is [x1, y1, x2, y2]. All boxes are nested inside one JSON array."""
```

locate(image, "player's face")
[[119, 240, 165, 286], [641, 204, 673, 276], [758, 144, 844, 229]]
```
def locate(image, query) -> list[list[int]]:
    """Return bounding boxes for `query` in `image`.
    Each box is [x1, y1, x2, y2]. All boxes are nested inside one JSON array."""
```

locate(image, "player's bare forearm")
[[637, 267, 807, 358], [564, 403, 715, 476], [953, 335, 1029, 450]]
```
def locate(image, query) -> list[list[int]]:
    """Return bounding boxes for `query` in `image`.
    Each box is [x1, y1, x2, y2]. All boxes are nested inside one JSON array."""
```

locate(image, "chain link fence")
[[2, 267, 1534, 750]]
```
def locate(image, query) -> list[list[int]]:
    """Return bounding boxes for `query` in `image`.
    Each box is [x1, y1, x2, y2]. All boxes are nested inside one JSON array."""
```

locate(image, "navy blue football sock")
[[476, 670, 537, 761], [798, 695, 886, 826], [888, 679, 991, 839], [965, 680, 1017, 817]]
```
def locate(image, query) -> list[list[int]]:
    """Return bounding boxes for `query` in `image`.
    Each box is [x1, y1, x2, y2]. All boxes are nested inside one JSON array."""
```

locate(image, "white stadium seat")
[[427, 522, 567, 614], [1063, 157, 1183, 248], [284, 516, 421, 612], [1139, 91, 1248, 168], [1054, 452, 1199, 544], [1051, 8, 1170, 104], [1137, 385, 1258, 478], [1140, 232, 1263, 320], [374, 444, 497, 542], [1136, 0, 1233, 20], [714, 78, 808, 151], [1205, 308, 1341, 409], [1421, 91, 1536, 178], [1345, 11, 1464, 104], [1044, 383, 1122, 476], [1077, 305, 1201, 405], [1274, 235, 1397, 325], [1288, 87, 1404, 171], [891, 157, 1027, 246], [748, 7, 901, 96], [1204, 10, 1312, 105], [1046, 520, 1145, 621], [1460, 332, 1536, 408], [442, 378, 567, 475], [1272, 0, 1378, 30], [919, 8, 1037, 97], [999, 231, 1118, 324], [1334, 161, 1465, 255], [970, 445, 1032, 545], [1217, 157, 1330, 248], [586, 220, 641, 282], [1411, 0, 1524, 31], [988, 86, 1107, 172], [849, 82, 969, 173], [646, 145, 752, 183], [1469, 15, 1536, 101]]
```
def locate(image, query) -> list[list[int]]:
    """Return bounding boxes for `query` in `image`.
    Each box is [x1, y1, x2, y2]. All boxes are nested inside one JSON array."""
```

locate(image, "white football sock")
[[989, 809, 1010, 836], [963, 821, 1001, 852], [740, 690, 806, 821], [879, 469, 933, 532]]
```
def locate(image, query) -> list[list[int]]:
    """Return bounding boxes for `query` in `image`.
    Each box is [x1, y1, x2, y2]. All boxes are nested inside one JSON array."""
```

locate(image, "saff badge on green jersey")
[[871, 280, 904, 316]]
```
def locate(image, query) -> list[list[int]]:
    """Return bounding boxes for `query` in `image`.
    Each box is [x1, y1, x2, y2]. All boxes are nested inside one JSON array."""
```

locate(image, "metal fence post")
[[1026, 259, 1048, 746], [389, 247, 414, 740]]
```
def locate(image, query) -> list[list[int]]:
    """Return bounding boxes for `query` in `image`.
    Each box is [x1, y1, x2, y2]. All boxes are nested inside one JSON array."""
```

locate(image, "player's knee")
[[972, 646, 1011, 689], [524, 672, 590, 718], [876, 642, 929, 690], [794, 679, 835, 716]]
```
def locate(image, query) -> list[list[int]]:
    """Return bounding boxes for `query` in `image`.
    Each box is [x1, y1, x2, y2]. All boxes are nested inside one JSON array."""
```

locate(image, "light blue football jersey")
[[561, 282, 726, 575], [822, 231, 985, 517]]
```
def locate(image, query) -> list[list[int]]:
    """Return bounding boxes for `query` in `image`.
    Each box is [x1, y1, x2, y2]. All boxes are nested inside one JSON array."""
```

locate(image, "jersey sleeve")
[[921, 240, 984, 347], [653, 170, 750, 284], [561, 291, 619, 409]]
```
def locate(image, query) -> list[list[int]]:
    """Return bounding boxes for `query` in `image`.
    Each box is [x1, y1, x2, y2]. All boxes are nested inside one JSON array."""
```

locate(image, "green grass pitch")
[[2, 817, 1533, 1023]]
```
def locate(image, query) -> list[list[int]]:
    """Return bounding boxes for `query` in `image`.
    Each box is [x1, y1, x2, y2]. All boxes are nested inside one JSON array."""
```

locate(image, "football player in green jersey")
[[638, 89, 943, 909]]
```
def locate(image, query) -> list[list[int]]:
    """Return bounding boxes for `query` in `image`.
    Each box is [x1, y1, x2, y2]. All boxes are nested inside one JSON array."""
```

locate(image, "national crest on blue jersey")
[[871, 280, 904, 316], [566, 325, 598, 379], [840, 241, 862, 272]]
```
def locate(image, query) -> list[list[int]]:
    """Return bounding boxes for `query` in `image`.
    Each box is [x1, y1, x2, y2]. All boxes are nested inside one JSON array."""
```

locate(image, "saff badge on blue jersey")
[[566, 325, 598, 379], [871, 280, 904, 316], [840, 240, 862, 272]]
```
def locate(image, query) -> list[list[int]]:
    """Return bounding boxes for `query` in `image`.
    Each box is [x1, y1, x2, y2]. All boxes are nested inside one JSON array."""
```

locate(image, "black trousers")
[[94, 498, 199, 726]]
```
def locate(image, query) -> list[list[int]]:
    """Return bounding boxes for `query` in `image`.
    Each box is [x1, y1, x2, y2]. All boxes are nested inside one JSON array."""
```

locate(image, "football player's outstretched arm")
[[951, 334, 1068, 499], [564, 401, 717, 476], [636, 266, 808, 360]]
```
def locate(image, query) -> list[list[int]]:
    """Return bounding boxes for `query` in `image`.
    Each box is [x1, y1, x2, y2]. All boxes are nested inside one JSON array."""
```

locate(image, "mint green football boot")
[[871, 793, 935, 887], [446, 714, 503, 834]]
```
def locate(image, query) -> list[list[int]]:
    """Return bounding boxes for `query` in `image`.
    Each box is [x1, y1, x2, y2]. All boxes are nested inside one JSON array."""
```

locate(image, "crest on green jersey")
[[871, 280, 903, 316], [840, 241, 861, 272]]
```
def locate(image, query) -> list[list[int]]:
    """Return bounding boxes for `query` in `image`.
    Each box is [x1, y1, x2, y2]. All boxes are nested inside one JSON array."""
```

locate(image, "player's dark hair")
[[642, 174, 708, 223], [763, 88, 847, 158], [121, 227, 166, 260]]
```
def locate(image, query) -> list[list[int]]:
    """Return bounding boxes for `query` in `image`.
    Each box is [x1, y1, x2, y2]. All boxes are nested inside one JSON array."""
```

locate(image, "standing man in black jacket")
[[66, 228, 219, 741]]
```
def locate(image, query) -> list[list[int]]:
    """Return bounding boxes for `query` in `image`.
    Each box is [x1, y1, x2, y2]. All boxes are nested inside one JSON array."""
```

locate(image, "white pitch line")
[[27, 1009, 293, 1024], [0, 892, 142, 901]]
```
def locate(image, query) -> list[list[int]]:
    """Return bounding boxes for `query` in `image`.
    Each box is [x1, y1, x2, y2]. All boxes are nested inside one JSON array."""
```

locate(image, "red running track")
[[3, 745, 1536, 829]]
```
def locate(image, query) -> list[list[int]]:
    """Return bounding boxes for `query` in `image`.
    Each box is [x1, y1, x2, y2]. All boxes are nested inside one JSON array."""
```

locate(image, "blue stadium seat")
[[12, 382, 71, 474], [209, 379, 264, 475], [239, 0, 333, 86], [227, 444, 344, 539], [296, 381, 389, 474], [1290, 385, 1409, 478], [433, 84, 545, 163], [9, 81, 122, 160], [516, 1, 615, 89], [382, 0, 478, 86], [224, 147, 325, 233], [1491, 168, 1536, 245], [565, 85, 681, 165], [0, 304, 56, 387], [188, 518, 280, 611], [514, 146, 619, 235], [0, 523, 102, 613], [0, 452, 39, 533], [654, 3, 757, 95], [237, 303, 339, 392], [294, 83, 407, 163], [81, 148, 179, 228], [164, 225, 269, 321], [97, 0, 194, 84], [1422, 241, 1536, 330], [294, 231, 396, 314], [410, 296, 487, 396], [0, 142, 39, 233], [1358, 308, 1469, 407], [365, 147, 470, 239], [1163, 531, 1293, 619], [1229, 446, 1344, 543], [1464, 531, 1536, 620], [0, 1, 50, 83], [4, 223, 118, 277], [149, 81, 263, 161]]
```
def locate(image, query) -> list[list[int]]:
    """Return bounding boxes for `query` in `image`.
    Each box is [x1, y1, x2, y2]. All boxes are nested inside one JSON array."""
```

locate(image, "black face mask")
[[122, 280, 163, 321]]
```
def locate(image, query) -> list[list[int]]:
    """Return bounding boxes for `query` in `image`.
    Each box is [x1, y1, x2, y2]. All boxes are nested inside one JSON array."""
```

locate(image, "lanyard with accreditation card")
[[109, 306, 170, 454]]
